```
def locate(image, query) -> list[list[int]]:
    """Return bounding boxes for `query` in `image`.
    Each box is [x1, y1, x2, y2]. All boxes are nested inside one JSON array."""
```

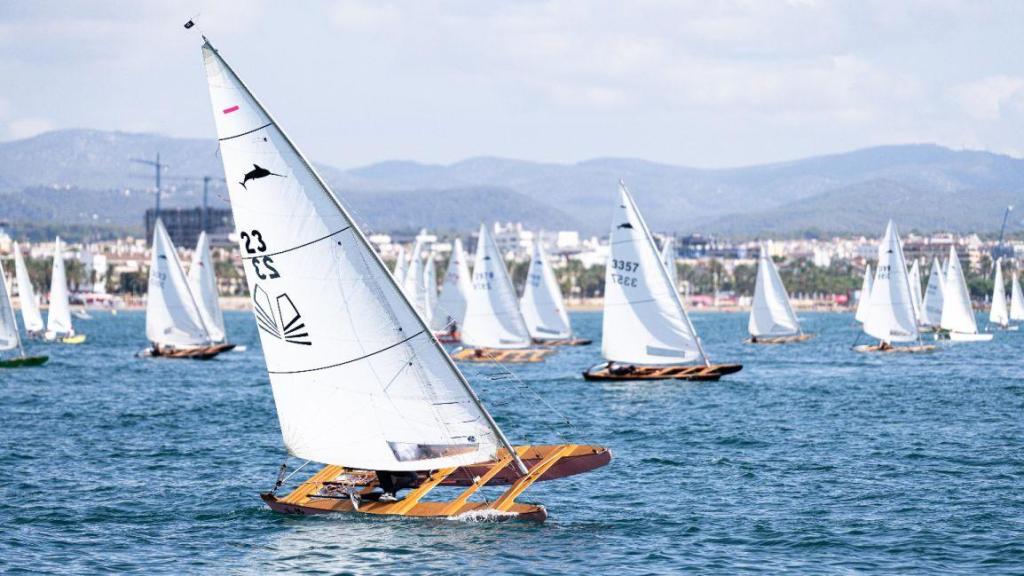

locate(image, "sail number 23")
[[610, 259, 639, 288], [241, 229, 281, 280]]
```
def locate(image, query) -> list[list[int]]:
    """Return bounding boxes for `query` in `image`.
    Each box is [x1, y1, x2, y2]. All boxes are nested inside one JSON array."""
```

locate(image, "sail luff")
[[12, 243, 44, 333]]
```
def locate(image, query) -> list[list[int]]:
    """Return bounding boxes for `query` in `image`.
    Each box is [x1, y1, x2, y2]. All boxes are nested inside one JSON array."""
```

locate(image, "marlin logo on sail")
[[617, 222, 634, 229], [239, 164, 285, 189]]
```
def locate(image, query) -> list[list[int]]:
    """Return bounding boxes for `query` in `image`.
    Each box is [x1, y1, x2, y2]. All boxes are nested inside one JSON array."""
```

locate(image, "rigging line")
[[219, 122, 273, 142], [268, 330, 425, 374], [470, 348, 576, 439], [241, 226, 352, 260]]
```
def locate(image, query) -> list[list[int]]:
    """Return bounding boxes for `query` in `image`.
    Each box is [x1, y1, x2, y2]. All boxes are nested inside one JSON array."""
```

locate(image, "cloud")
[[950, 75, 1024, 120], [4, 117, 56, 140]]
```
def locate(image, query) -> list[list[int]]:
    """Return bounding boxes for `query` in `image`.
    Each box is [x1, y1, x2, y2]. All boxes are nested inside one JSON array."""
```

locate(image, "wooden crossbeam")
[[280, 464, 343, 504], [491, 444, 576, 511], [387, 467, 457, 515], [438, 447, 529, 516]]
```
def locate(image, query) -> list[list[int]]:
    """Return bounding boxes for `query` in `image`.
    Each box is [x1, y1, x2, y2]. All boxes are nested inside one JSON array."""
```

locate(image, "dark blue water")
[[2, 311, 1023, 574]]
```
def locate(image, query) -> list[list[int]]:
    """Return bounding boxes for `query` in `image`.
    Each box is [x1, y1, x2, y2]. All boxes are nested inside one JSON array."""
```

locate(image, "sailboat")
[[1010, 271, 1024, 326], [402, 239, 434, 324], [908, 259, 923, 325], [200, 37, 607, 520], [583, 182, 742, 381], [660, 236, 678, 292], [854, 221, 934, 353], [392, 245, 408, 286], [919, 257, 944, 331], [189, 231, 235, 344], [520, 237, 590, 346], [12, 242, 44, 338], [854, 264, 873, 323], [939, 246, 993, 342], [431, 237, 470, 342], [44, 237, 86, 344], [145, 221, 235, 359], [988, 259, 1015, 330], [747, 243, 813, 344], [0, 255, 48, 368], [452, 225, 556, 363]]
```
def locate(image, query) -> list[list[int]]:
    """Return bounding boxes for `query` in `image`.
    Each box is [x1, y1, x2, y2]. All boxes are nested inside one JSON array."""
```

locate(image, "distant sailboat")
[[939, 247, 992, 342], [583, 182, 741, 381], [44, 237, 85, 344], [989, 259, 1014, 330], [199, 37, 607, 520], [453, 225, 555, 363], [12, 242, 44, 337], [660, 237, 678, 292], [520, 237, 590, 346], [854, 221, 934, 353], [854, 264, 873, 323], [919, 257, 944, 331], [402, 240, 433, 324], [392, 245, 408, 286], [0, 255, 48, 367], [907, 259, 923, 324], [432, 237, 471, 341], [188, 231, 230, 344], [1010, 271, 1024, 325], [146, 221, 234, 359], [747, 243, 812, 344]]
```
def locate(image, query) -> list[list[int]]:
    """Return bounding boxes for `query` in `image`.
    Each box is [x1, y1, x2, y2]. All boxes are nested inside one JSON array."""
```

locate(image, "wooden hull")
[[533, 338, 593, 346], [854, 344, 936, 353], [151, 343, 237, 360], [0, 355, 49, 368], [450, 347, 556, 363], [582, 362, 743, 382], [261, 444, 610, 522], [745, 333, 815, 345]]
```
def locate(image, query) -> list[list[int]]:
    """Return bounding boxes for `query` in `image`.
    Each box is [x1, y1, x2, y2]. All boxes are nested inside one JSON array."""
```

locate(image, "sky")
[[1, 0, 1023, 169]]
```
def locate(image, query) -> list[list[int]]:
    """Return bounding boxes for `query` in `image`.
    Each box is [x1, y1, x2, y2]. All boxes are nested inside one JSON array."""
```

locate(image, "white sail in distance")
[[147, 220, 211, 348], [402, 240, 432, 323], [1010, 271, 1024, 322], [432, 237, 471, 332], [990, 259, 1009, 328], [13, 242, 44, 334], [0, 256, 23, 353], [188, 231, 227, 343], [602, 182, 705, 366], [461, 224, 532, 349], [748, 243, 800, 338], [854, 264, 873, 324], [392, 245, 408, 286], [920, 257, 944, 328], [863, 221, 918, 343], [660, 237, 678, 292], [423, 253, 437, 326], [908, 259, 923, 323], [940, 247, 979, 335], [202, 39, 506, 472], [46, 237, 74, 337], [520, 237, 572, 340]]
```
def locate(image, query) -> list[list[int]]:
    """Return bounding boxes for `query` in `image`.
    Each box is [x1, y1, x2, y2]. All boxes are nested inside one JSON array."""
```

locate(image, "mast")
[[203, 39, 527, 475]]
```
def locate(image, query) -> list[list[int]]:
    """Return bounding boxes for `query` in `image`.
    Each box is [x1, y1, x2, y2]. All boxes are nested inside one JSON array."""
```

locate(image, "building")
[[145, 207, 234, 248]]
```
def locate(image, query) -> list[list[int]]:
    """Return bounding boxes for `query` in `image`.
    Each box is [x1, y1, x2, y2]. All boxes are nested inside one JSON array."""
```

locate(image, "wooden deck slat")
[[492, 444, 576, 511]]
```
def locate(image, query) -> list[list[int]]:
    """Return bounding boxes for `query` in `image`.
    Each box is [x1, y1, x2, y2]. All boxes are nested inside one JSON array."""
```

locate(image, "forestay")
[[46, 237, 73, 336], [1011, 272, 1024, 322], [854, 264, 873, 324], [13, 242, 44, 333], [990, 259, 1009, 327], [748, 243, 800, 338], [202, 40, 501, 471], [431, 237, 471, 332], [940, 247, 978, 335], [188, 231, 227, 343], [147, 220, 211, 348], [520, 238, 572, 340], [863, 221, 918, 343], [602, 183, 704, 366], [920, 258, 944, 328], [0, 256, 22, 353], [461, 224, 532, 349]]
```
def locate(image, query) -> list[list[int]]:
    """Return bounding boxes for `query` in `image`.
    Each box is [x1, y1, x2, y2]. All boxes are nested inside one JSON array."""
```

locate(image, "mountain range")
[[1, 129, 1022, 238]]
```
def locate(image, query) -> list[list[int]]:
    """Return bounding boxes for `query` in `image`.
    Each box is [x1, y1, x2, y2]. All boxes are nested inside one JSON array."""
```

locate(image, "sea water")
[[1, 311, 1022, 574]]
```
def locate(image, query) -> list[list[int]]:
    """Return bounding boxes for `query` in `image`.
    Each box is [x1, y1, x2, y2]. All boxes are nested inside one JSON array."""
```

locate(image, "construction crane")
[[129, 154, 226, 229], [994, 204, 1014, 261], [129, 154, 168, 218]]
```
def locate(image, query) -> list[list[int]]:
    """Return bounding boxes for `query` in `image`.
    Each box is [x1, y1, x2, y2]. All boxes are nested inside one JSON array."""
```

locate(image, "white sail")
[[520, 237, 572, 340], [402, 240, 431, 322], [188, 231, 227, 343], [202, 40, 502, 471], [392, 245, 408, 286], [1011, 271, 1024, 322], [854, 264, 873, 323], [908, 259, 923, 323], [0, 256, 22, 353], [46, 237, 74, 336], [432, 237, 471, 332], [748, 243, 800, 338], [990, 259, 1009, 327], [660, 237, 678, 292], [920, 257, 945, 327], [12, 242, 44, 333], [423, 253, 437, 327], [147, 220, 211, 348], [940, 247, 978, 335], [863, 221, 918, 343], [602, 183, 704, 365], [461, 224, 532, 349]]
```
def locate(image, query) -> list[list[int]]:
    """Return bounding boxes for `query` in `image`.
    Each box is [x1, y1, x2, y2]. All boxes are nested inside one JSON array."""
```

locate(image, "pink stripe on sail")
[[222, 105, 240, 114]]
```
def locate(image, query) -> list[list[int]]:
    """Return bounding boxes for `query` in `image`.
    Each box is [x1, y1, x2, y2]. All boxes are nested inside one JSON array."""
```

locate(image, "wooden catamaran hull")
[[533, 338, 593, 346], [262, 444, 610, 522], [151, 343, 236, 360], [451, 347, 556, 363], [582, 362, 743, 381], [745, 333, 815, 344], [0, 355, 49, 368]]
